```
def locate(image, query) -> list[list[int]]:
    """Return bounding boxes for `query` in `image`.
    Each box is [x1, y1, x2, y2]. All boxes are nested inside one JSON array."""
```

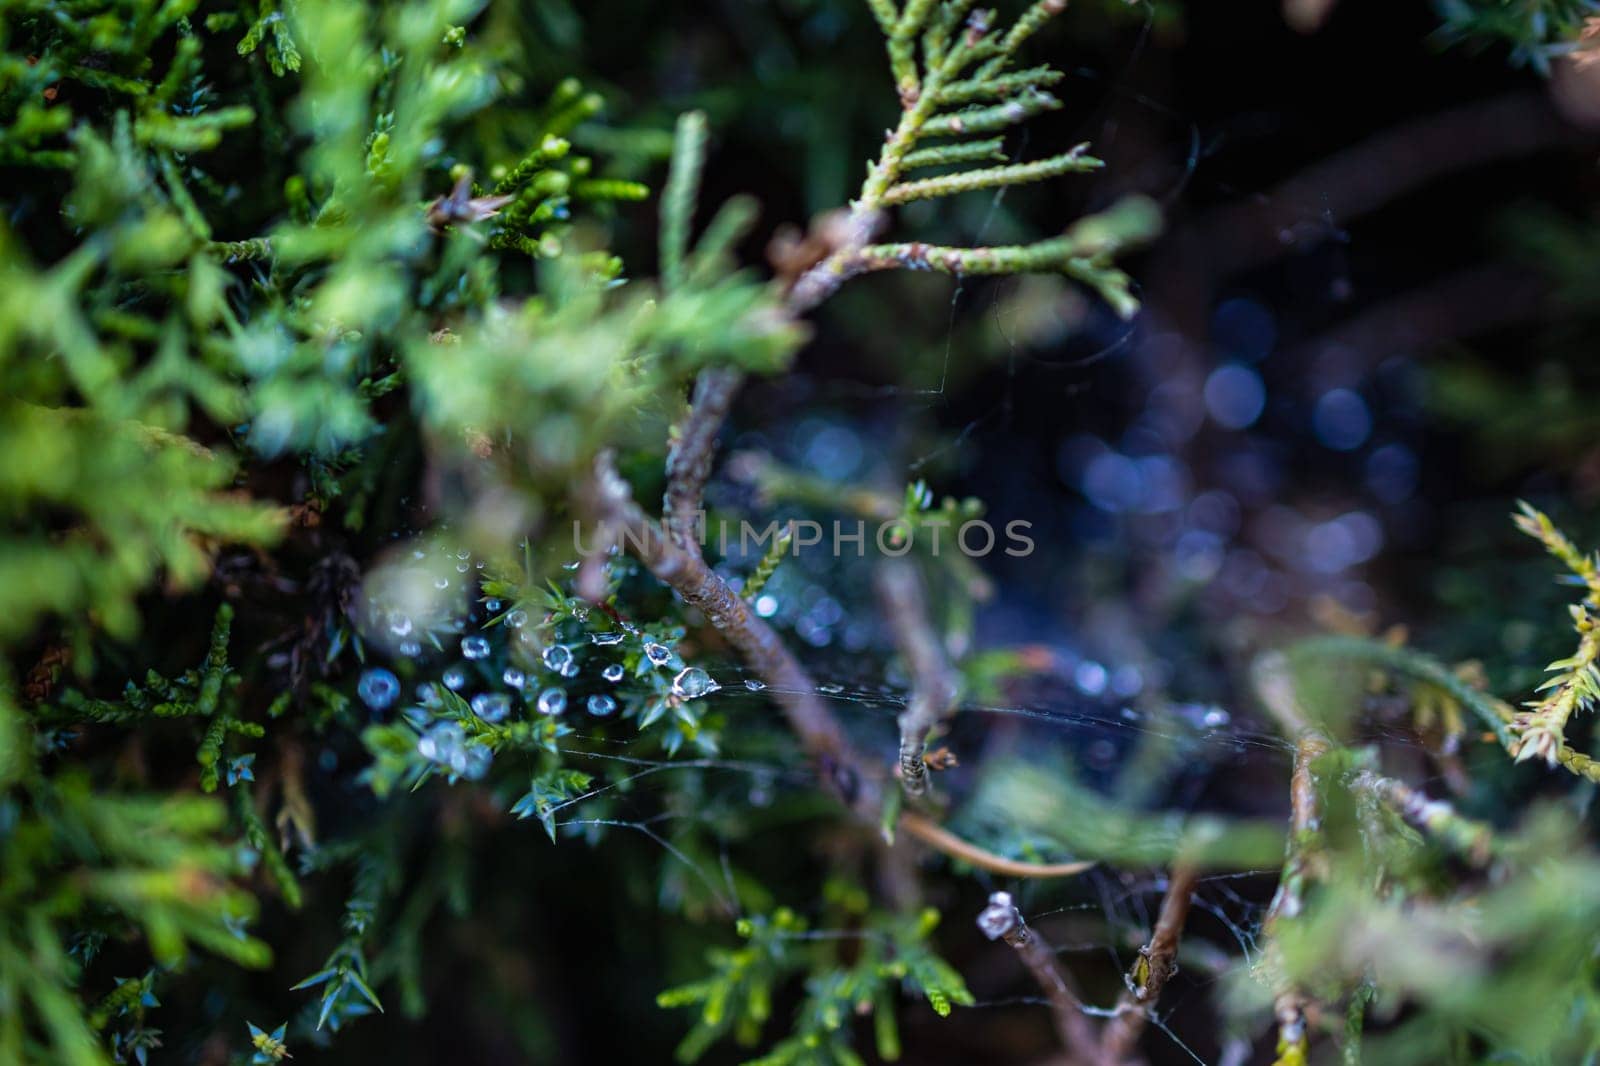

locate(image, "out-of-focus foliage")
[[659, 900, 973, 1065], [0, 0, 1155, 1060], [1436, 0, 1600, 70], [1250, 508, 1600, 1060]]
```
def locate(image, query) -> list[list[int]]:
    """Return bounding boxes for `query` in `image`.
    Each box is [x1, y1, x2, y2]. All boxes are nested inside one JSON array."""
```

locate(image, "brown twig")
[[977, 891, 1101, 1064], [900, 812, 1096, 878], [1098, 865, 1201, 1064], [663, 366, 743, 551], [1253, 652, 1333, 1066], [875, 559, 960, 796]]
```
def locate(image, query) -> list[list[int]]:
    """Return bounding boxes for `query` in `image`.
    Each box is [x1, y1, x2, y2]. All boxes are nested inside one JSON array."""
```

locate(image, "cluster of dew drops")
[[349, 544, 744, 783]]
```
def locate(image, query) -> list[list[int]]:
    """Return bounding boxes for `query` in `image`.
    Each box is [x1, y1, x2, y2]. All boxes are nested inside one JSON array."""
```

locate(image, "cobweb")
[[348, 6, 1442, 1061]]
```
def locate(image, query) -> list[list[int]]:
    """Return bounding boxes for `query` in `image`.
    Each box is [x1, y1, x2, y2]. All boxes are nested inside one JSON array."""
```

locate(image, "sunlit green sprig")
[[859, 2, 1082, 208], [1506, 504, 1600, 765], [882, 142, 1099, 204]]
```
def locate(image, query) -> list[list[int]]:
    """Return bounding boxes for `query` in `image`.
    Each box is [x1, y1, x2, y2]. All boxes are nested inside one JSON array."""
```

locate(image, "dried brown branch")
[[875, 559, 960, 796], [663, 366, 743, 551], [977, 891, 1101, 1064], [1260, 733, 1328, 1065], [900, 812, 1096, 878], [583, 451, 879, 815], [1098, 865, 1201, 1064]]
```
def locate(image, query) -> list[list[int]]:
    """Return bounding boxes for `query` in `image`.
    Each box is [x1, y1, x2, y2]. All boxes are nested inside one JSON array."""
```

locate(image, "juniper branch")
[[612, 3, 1161, 846], [922, 88, 1062, 134], [786, 0, 1156, 315], [902, 137, 1007, 169], [881, 145, 1101, 204], [1345, 770, 1495, 867], [740, 525, 792, 603], [660, 111, 708, 294]]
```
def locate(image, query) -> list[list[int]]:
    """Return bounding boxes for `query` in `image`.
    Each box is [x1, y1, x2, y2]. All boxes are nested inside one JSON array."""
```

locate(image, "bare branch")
[[901, 812, 1095, 878], [977, 891, 1101, 1064], [1098, 865, 1201, 1064], [1252, 652, 1334, 1065], [663, 366, 742, 550], [584, 451, 878, 814], [875, 559, 960, 796]]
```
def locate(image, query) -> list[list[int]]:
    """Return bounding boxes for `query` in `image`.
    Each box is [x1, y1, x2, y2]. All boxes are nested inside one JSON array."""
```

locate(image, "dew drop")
[[458, 745, 492, 780], [434, 577, 450, 590], [672, 667, 718, 699], [506, 609, 528, 628], [818, 682, 843, 695], [1203, 706, 1231, 729], [462, 635, 491, 660], [471, 692, 512, 723], [590, 631, 625, 646], [743, 679, 766, 692], [1074, 660, 1108, 696], [389, 615, 414, 637], [542, 645, 574, 673], [643, 641, 672, 666], [602, 663, 625, 683], [443, 666, 467, 691], [502, 667, 525, 689], [537, 687, 567, 716], [358, 668, 400, 710], [485, 598, 502, 612], [586, 694, 617, 717], [399, 640, 421, 658], [418, 721, 465, 763]]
